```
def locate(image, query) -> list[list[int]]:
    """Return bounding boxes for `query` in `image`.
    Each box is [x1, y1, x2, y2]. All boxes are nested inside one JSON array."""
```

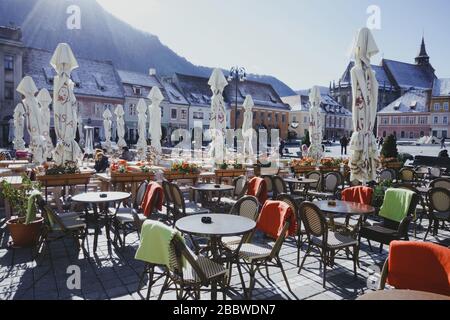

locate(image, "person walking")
[[378, 137, 384, 150], [340, 135, 349, 155], [441, 137, 447, 149]]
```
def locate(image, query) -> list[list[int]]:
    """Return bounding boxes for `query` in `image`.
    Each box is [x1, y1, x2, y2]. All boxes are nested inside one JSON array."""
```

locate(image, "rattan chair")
[[428, 167, 442, 180], [378, 169, 396, 183], [36, 196, 87, 257], [424, 188, 450, 241], [308, 172, 340, 200], [170, 183, 210, 225], [396, 184, 428, 238], [212, 175, 248, 209], [358, 191, 420, 252], [162, 179, 174, 213], [398, 168, 417, 184], [225, 221, 292, 299], [298, 202, 359, 288], [430, 178, 450, 189], [276, 193, 306, 267], [262, 175, 274, 199], [272, 176, 287, 198]]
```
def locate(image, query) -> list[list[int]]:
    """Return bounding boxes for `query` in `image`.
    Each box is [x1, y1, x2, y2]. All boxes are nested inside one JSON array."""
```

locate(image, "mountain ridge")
[[0, 0, 295, 96]]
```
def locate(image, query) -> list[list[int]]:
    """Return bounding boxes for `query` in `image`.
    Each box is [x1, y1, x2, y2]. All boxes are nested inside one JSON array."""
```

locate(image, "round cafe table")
[[176, 214, 256, 300], [284, 177, 318, 197], [191, 184, 235, 209], [316, 200, 376, 231], [72, 192, 131, 253], [357, 289, 450, 300]]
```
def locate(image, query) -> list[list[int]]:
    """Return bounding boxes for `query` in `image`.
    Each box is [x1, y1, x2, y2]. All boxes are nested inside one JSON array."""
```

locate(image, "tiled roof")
[[383, 59, 435, 90], [22, 47, 124, 100], [173, 73, 215, 107], [160, 78, 189, 105], [283, 93, 349, 115], [340, 62, 394, 88], [117, 70, 162, 88], [378, 89, 429, 114], [433, 78, 450, 97]]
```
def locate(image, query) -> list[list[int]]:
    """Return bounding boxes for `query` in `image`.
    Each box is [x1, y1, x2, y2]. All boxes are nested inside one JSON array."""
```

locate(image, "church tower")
[[415, 36, 430, 66]]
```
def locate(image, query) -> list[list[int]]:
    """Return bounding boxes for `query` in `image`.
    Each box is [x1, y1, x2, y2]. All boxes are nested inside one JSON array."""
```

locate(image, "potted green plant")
[[1, 175, 44, 248]]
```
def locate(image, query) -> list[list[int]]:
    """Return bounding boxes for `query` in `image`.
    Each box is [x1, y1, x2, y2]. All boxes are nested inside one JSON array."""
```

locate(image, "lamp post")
[[228, 66, 247, 130]]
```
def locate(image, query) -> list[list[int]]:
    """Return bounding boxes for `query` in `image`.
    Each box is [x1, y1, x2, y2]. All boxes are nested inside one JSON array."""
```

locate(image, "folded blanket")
[[141, 182, 164, 217], [342, 186, 374, 206], [379, 188, 415, 223], [247, 177, 268, 205], [256, 200, 297, 239]]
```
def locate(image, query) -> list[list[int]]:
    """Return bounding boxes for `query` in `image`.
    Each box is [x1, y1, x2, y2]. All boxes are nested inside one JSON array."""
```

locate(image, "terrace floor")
[[0, 209, 448, 301]]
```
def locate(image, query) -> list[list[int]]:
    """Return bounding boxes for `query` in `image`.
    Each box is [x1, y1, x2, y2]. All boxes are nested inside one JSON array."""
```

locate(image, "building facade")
[[377, 89, 430, 140], [430, 79, 450, 139]]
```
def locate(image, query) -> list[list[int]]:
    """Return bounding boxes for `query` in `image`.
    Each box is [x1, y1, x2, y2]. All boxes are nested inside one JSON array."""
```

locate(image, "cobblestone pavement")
[[0, 208, 448, 300]]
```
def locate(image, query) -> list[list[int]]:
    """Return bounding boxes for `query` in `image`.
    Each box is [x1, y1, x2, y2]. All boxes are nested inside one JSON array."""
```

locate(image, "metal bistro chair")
[[430, 178, 450, 189], [276, 193, 307, 267], [262, 175, 274, 199], [424, 188, 450, 241], [308, 172, 340, 201], [162, 180, 174, 218], [378, 169, 396, 183], [36, 196, 87, 258], [298, 202, 359, 288], [213, 175, 248, 209], [398, 168, 417, 185], [170, 183, 210, 225], [159, 236, 229, 300]]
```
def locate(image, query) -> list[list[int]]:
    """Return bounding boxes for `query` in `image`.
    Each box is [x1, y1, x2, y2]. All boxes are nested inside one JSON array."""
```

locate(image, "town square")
[[0, 0, 448, 303]]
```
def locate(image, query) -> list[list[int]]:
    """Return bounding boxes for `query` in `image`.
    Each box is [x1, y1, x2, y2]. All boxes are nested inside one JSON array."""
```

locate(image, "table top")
[[316, 200, 375, 216], [72, 192, 131, 204], [191, 184, 235, 192], [0, 168, 12, 176], [357, 289, 450, 301], [176, 214, 256, 238], [284, 177, 319, 184], [0, 160, 29, 167], [0, 175, 23, 187]]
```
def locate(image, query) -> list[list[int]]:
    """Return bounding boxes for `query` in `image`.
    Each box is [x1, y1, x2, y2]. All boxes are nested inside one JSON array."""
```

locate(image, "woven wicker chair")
[[224, 222, 292, 299], [162, 179, 174, 214], [308, 172, 340, 200], [428, 167, 442, 180], [425, 188, 450, 240], [170, 183, 210, 225], [358, 191, 420, 252], [398, 168, 417, 184], [298, 202, 359, 288], [272, 176, 287, 198], [378, 169, 396, 183], [430, 178, 450, 189], [160, 236, 229, 300], [36, 196, 87, 258], [395, 184, 428, 238], [276, 193, 306, 267], [262, 175, 274, 199], [212, 175, 248, 209]]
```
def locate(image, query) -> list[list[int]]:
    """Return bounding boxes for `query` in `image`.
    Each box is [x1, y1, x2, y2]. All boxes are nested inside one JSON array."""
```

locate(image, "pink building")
[[377, 89, 431, 140]]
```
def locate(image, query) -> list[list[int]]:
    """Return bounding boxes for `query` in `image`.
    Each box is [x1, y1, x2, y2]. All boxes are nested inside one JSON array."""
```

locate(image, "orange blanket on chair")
[[141, 183, 164, 217], [247, 177, 268, 205], [256, 201, 297, 239], [341, 186, 373, 205]]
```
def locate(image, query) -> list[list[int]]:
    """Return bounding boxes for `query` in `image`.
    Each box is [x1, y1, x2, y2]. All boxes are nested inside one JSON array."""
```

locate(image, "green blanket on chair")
[[379, 188, 415, 223]]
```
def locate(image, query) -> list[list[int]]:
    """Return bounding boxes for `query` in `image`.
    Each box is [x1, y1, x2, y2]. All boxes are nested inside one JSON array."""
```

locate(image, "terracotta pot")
[[7, 217, 44, 248]]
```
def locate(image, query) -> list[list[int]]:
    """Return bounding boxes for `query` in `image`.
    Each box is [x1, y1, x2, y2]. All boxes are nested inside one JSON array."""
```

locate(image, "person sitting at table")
[[120, 147, 134, 161], [94, 150, 109, 173], [438, 149, 449, 158]]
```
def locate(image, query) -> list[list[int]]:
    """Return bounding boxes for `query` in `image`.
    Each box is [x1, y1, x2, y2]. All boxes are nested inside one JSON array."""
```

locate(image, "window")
[[393, 131, 397, 138], [409, 132, 414, 139], [409, 117, 415, 125], [129, 104, 136, 116], [267, 113, 272, 123], [171, 109, 177, 120], [382, 117, 389, 125], [383, 131, 387, 138], [392, 117, 398, 125], [304, 116, 308, 124], [292, 116, 297, 123], [434, 116, 439, 125], [443, 131, 448, 139], [275, 114, 279, 123], [444, 102, 449, 111], [444, 116, 448, 125], [193, 112, 204, 120], [420, 131, 424, 137], [434, 103, 441, 111], [282, 114, 286, 123], [132, 86, 142, 96], [401, 117, 407, 125], [401, 131, 405, 138], [4, 55, 14, 70], [260, 112, 265, 119], [339, 118, 342, 128], [419, 117, 427, 124], [4, 82, 14, 100], [181, 110, 187, 120]]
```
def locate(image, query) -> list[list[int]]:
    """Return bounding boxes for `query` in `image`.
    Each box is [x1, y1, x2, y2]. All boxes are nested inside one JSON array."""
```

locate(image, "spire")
[[415, 36, 430, 65]]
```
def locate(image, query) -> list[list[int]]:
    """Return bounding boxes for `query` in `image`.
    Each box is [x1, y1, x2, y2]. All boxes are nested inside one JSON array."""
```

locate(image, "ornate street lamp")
[[228, 66, 247, 130]]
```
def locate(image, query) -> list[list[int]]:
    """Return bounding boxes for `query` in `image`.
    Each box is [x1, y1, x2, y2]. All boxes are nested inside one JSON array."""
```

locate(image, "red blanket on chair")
[[256, 201, 297, 239], [141, 183, 164, 217], [247, 177, 268, 205], [341, 186, 373, 205]]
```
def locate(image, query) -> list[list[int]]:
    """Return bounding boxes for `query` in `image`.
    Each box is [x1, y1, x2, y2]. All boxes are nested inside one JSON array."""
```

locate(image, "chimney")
[[149, 68, 157, 76]]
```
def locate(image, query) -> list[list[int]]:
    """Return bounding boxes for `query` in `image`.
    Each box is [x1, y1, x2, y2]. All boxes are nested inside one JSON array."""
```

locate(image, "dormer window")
[[94, 74, 105, 91], [268, 94, 278, 103], [132, 86, 142, 96], [72, 72, 81, 88], [170, 91, 181, 101], [394, 101, 401, 110], [410, 100, 417, 110], [43, 67, 54, 85]]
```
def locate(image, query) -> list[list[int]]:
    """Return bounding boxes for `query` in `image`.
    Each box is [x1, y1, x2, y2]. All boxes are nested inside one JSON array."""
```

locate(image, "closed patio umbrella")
[[308, 86, 323, 164], [77, 114, 85, 148], [17, 76, 46, 164], [242, 95, 255, 163], [115, 105, 127, 150], [103, 108, 113, 153], [37, 88, 54, 159], [50, 43, 82, 165], [13, 103, 26, 150], [349, 28, 380, 183], [208, 68, 228, 164], [148, 87, 164, 155], [136, 98, 148, 160]]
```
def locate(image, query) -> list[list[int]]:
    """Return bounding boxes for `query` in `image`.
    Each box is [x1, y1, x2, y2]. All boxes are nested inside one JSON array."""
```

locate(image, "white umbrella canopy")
[[208, 68, 228, 164], [103, 108, 113, 153], [115, 105, 127, 149], [17, 76, 46, 164], [13, 103, 26, 150], [37, 88, 54, 159], [349, 28, 380, 183], [136, 98, 148, 160], [148, 86, 164, 155], [50, 43, 82, 166], [242, 95, 255, 163], [308, 86, 324, 164]]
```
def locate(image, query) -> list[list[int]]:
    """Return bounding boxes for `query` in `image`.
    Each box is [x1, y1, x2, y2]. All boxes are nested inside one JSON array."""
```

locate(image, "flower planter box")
[[214, 169, 246, 178], [320, 166, 341, 173], [292, 166, 317, 175], [36, 173, 93, 187], [164, 171, 199, 183], [110, 171, 155, 183]]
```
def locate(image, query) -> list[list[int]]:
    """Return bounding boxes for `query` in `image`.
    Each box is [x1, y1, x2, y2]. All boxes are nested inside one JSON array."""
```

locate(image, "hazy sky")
[[96, 0, 450, 90]]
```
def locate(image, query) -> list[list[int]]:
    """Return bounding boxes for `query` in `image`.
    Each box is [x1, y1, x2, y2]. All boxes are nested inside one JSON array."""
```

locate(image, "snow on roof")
[[433, 78, 450, 97], [379, 89, 429, 114], [383, 59, 435, 90], [117, 70, 162, 88]]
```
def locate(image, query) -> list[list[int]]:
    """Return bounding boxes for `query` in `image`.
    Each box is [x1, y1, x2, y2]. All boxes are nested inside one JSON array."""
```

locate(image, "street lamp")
[[228, 66, 247, 130]]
